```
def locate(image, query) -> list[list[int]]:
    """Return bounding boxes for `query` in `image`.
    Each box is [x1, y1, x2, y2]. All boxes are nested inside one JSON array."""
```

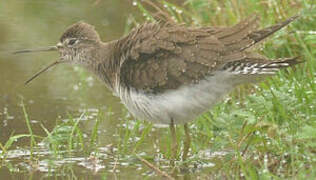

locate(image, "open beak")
[[13, 46, 58, 54], [13, 44, 64, 85], [24, 60, 65, 85]]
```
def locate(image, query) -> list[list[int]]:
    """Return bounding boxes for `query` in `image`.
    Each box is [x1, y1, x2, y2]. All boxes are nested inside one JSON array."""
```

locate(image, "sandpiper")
[[14, 14, 301, 161]]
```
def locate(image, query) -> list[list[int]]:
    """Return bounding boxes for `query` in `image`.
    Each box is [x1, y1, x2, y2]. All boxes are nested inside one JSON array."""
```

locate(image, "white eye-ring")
[[67, 38, 79, 46]]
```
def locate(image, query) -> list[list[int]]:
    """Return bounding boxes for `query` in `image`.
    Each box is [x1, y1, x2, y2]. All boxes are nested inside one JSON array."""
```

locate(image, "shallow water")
[[0, 0, 136, 143]]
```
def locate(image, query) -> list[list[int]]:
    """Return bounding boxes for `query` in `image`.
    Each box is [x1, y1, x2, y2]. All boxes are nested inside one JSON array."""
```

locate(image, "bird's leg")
[[169, 119, 178, 166], [182, 123, 191, 162]]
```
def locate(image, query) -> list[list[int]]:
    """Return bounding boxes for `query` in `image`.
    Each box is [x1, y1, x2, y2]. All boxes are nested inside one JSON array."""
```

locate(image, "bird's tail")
[[222, 56, 303, 85], [223, 56, 303, 75], [247, 56, 303, 75]]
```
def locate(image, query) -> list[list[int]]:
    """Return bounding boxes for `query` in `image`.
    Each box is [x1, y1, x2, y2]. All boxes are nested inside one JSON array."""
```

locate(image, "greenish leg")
[[170, 119, 178, 166], [182, 123, 191, 161]]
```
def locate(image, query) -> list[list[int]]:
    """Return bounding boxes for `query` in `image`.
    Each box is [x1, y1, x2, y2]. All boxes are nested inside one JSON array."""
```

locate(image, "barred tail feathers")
[[224, 56, 302, 75]]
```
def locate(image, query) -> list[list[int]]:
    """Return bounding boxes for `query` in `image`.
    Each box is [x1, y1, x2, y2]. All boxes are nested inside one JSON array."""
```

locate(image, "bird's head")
[[58, 22, 101, 64], [14, 21, 102, 84]]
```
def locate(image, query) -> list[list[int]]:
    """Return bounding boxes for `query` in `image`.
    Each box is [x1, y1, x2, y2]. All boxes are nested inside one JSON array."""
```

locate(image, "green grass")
[[1, 0, 315, 179]]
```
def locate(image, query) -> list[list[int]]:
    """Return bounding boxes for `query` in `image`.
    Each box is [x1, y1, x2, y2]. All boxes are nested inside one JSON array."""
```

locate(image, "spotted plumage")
[[115, 15, 300, 94], [15, 15, 301, 125]]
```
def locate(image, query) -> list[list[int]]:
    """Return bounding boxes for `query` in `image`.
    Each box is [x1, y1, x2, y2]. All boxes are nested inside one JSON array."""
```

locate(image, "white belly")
[[117, 71, 237, 124]]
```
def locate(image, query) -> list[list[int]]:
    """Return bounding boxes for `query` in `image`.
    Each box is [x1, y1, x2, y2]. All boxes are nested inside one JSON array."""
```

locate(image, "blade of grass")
[[21, 100, 36, 160], [68, 112, 85, 152]]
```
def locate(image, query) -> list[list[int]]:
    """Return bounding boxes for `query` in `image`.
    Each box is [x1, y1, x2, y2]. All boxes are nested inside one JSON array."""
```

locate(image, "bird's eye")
[[68, 39, 78, 46]]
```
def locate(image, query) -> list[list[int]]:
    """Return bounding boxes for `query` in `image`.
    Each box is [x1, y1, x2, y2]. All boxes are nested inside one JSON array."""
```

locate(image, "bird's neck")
[[86, 40, 121, 92]]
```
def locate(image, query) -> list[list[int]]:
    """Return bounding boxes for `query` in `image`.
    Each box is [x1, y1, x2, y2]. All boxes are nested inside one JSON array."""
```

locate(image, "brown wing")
[[117, 15, 297, 94]]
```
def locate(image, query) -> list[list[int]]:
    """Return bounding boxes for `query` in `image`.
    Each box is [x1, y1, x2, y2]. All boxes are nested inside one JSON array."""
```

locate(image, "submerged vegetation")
[[1, 0, 315, 179]]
